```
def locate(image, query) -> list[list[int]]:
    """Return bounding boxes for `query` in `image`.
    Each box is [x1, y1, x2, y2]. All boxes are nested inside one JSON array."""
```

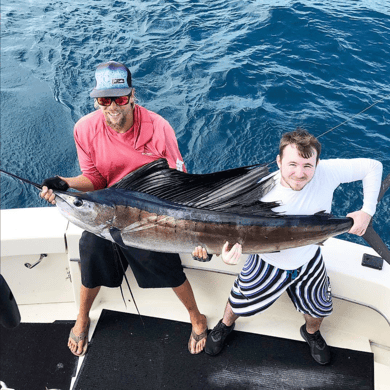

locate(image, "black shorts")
[[79, 231, 187, 289]]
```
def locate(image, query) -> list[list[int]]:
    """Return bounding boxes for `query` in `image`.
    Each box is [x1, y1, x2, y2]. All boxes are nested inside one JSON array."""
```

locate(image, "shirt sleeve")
[[325, 158, 383, 216], [74, 124, 107, 190], [162, 121, 187, 173]]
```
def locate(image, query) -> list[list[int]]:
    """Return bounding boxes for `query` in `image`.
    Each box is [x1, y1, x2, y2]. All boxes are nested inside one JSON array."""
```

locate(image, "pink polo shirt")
[[74, 105, 186, 190]]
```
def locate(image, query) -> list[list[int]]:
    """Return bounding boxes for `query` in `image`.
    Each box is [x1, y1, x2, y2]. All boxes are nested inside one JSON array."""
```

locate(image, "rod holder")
[[24, 254, 47, 269]]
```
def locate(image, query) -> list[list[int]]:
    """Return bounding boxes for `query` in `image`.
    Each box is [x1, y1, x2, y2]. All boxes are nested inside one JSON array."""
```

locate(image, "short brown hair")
[[279, 128, 321, 163]]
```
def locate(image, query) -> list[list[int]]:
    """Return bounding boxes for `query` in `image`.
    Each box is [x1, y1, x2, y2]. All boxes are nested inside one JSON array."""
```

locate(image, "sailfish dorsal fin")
[[110, 159, 280, 216]]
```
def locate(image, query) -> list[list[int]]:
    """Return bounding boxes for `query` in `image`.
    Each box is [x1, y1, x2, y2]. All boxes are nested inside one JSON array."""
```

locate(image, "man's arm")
[[342, 159, 383, 236], [161, 121, 187, 172], [61, 175, 95, 192], [346, 210, 372, 236], [40, 175, 94, 205]]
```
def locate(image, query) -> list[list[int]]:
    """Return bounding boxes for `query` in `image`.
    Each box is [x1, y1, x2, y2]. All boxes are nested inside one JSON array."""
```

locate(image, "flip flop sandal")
[[188, 326, 208, 354], [69, 319, 90, 357]]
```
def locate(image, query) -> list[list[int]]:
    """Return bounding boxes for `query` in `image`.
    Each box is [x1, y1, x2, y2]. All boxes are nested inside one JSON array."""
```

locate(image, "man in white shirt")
[[198, 128, 383, 364]]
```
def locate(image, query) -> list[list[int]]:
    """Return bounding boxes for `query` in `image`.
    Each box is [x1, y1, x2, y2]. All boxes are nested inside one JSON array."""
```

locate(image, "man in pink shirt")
[[40, 61, 208, 356]]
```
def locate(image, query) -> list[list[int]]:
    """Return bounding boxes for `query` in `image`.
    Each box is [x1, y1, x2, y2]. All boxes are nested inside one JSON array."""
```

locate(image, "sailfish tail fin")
[[362, 173, 390, 265], [377, 173, 390, 203]]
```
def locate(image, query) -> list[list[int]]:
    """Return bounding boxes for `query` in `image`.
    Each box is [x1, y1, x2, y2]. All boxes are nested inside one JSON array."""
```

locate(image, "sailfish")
[[1, 159, 389, 263]]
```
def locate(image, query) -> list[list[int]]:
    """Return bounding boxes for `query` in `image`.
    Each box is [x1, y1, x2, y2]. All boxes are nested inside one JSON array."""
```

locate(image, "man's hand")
[[192, 246, 212, 262], [346, 210, 372, 236], [221, 242, 242, 265], [40, 187, 56, 205], [40, 176, 69, 205]]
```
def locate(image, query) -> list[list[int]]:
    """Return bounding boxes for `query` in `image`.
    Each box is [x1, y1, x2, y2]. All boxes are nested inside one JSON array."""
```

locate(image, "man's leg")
[[221, 300, 239, 326], [304, 314, 323, 333], [286, 249, 332, 364], [300, 314, 330, 365], [205, 301, 238, 356], [173, 279, 207, 354], [68, 285, 100, 356], [70, 232, 127, 356]]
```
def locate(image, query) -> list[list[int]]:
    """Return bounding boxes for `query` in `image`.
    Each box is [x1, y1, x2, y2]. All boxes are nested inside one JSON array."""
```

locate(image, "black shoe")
[[300, 325, 331, 365], [205, 319, 235, 356]]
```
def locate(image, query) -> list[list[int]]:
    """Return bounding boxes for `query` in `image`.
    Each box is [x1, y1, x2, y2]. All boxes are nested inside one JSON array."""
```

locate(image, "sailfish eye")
[[73, 198, 83, 207]]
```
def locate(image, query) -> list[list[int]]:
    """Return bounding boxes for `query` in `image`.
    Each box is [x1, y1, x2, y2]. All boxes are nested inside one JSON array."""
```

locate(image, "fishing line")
[[316, 93, 390, 139], [113, 243, 145, 327], [264, 93, 390, 167]]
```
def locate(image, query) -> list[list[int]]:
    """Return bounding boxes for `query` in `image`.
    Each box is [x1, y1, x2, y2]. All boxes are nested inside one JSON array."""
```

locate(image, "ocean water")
[[1, 0, 389, 248]]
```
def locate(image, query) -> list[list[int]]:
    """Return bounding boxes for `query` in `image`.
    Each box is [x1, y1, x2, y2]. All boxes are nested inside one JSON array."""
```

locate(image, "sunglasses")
[[97, 95, 130, 106]]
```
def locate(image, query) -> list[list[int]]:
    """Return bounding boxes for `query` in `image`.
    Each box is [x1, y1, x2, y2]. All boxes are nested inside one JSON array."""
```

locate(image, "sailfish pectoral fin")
[[109, 227, 127, 249]]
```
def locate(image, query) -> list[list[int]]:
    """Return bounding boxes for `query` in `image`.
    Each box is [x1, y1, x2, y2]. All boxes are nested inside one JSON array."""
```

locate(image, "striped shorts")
[[229, 248, 333, 318]]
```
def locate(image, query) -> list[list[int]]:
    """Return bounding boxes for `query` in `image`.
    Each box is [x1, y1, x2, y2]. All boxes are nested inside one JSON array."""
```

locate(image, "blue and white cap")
[[90, 61, 132, 98]]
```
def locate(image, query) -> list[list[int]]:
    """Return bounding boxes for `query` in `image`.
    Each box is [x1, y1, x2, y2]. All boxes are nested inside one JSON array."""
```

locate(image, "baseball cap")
[[90, 61, 132, 98]]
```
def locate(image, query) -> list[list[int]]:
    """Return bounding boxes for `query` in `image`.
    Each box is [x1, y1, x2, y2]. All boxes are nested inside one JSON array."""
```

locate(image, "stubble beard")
[[106, 113, 127, 130], [282, 174, 311, 191]]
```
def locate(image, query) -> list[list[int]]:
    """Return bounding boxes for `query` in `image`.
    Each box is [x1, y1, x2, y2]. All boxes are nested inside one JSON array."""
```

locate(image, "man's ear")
[[130, 89, 136, 104], [276, 155, 281, 169]]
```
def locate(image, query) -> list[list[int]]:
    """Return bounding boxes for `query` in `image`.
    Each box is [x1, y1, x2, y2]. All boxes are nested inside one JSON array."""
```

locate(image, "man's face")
[[99, 95, 134, 132], [277, 144, 318, 191]]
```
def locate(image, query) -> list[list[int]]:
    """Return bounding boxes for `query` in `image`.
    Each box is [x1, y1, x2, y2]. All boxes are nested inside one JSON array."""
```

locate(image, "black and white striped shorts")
[[229, 247, 333, 318]]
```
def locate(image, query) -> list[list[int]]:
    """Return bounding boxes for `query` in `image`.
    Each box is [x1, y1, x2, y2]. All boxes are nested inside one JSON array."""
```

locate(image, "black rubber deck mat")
[[0, 320, 78, 390], [73, 309, 374, 390]]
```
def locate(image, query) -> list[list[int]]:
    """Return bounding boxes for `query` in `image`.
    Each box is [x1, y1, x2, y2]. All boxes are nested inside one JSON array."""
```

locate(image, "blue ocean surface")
[[1, 0, 389, 248]]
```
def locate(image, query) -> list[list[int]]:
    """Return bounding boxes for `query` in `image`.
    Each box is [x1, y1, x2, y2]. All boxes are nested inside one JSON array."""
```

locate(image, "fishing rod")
[[0, 169, 43, 190]]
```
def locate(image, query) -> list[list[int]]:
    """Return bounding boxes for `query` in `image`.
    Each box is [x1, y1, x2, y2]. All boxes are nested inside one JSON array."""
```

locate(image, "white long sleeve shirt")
[[259, 158, 383, 270]]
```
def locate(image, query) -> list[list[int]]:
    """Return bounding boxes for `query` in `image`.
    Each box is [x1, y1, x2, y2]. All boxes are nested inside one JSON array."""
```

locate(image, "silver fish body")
[[55, 189, 353, 254]]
